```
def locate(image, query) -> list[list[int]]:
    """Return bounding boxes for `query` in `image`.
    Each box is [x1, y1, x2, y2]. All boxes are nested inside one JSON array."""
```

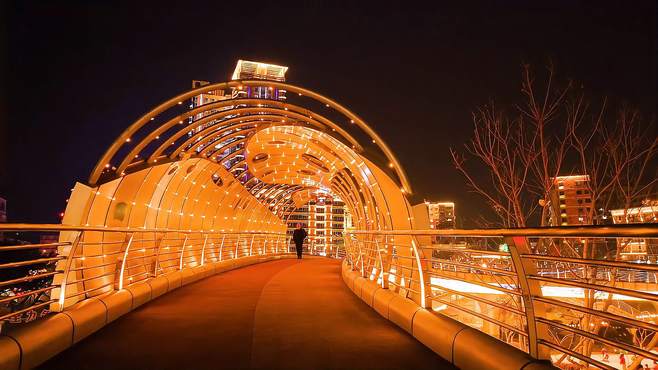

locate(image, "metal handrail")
[[1, 223, 345, 334], [346, 224, 658, 370], [0, 225, 292, 333], [350, 223, 658, 237], [0, 223, 285, 234]]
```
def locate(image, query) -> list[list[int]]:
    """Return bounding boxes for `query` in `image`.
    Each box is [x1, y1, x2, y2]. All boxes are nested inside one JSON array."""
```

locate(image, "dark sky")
[[1, 1, 656, 226]]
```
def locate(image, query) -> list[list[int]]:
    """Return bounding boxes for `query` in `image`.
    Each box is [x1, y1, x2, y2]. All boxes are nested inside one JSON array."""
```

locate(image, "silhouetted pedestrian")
[[292, 223, 307, 259]]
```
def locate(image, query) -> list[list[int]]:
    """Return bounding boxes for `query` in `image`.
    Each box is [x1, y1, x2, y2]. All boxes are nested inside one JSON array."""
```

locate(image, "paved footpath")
[[41, 258, 454, 369]]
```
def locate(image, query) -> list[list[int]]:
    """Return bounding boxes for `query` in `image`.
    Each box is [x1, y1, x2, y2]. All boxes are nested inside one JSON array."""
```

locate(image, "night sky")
[[1, 1, 656, 226]]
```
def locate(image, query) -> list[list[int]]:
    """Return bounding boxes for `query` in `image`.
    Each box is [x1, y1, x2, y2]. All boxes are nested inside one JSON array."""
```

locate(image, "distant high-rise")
[[188, 60, 290, 181], [412, 201, 456, 244], [427, 202, 456, 229], [546, 175, 592, 226], [190, 60, 288, 120], [286, 191, 348, 256], [231, 60, 288, 81], [610, 200, 658, 260], [412, 201, 456, 229]]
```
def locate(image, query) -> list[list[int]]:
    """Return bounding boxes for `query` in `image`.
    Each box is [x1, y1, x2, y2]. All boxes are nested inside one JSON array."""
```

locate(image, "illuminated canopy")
[[84, 77, 415, 233]]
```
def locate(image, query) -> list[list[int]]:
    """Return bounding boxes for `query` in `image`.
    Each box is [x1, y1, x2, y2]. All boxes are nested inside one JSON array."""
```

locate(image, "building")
[[546, 175, 593, 226], [610, 201, 658, 260], [412, 201, 456, 229], [428, 202, 456, 229], [189, 60, 290, 182], [286, 191, 349, 256], [190, 60, 288, 123], [412, 201, 456, 244], [231, 60, 288, 99], [189, 60, 288, 126]]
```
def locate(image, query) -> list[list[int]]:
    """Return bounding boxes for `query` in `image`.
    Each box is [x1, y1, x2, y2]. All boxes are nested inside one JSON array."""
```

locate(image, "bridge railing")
[[347, 224, 658, 370], [0, 224, 290, 333]]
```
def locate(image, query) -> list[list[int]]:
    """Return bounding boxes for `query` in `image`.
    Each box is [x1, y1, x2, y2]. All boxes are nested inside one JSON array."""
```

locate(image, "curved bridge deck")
[[41, 258, 452, 369]]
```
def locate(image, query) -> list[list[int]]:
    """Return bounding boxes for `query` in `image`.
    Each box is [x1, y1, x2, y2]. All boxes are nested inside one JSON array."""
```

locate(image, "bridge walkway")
[[41, 258, 453, 369]]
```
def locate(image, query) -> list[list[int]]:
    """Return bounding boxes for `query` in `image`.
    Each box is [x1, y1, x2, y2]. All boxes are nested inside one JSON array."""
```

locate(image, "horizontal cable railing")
[[0, 224, 345, 333], [347, 224, 658, 370]]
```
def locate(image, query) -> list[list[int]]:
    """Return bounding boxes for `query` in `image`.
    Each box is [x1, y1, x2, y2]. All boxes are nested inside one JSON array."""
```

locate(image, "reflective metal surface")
[[347, 224, 658, 369], [1, 224, 341, 333]]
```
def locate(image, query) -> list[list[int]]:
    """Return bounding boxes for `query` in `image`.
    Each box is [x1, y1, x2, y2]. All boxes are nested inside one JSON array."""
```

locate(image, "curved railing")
[[0, 224, 316, 333], [346, 224, 658, 370]]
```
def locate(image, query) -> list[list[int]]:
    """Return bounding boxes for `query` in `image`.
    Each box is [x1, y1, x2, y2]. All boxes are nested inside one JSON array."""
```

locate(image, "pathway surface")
[[41, 258, 453, 369]]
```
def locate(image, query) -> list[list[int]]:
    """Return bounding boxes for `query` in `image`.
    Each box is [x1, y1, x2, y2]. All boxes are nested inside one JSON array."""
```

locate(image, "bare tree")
[[518, 63, 572, 227], [451, 64, 572, 228], [451, 104, 534, 227], [453, 63, 658, 366], [610, 108, 658, 218]]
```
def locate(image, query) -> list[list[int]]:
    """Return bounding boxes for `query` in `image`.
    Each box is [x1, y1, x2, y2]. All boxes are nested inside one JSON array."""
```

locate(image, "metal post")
[[179, 234, 189, 270], [218, 234, 226, 261], [153, 232, 166, 277], [200, 234, 209, 266], [505, 236, 546, 359], [57, 230, 83, 311], [235, 234, 240, 259], [249, 234, 255, 256], [353, 236, 365, 277], [118, 233, 135, 290], [375, 237, 388, 288], [344, 234, 355, 269], [410, 236, 430, 308]]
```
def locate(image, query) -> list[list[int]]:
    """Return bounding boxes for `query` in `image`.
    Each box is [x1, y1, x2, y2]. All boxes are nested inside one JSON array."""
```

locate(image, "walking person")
[[292, 223, 307, 259]]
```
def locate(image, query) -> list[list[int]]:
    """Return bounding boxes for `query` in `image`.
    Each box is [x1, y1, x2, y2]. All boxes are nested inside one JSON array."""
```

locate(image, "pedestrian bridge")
[[1, 75, 657, 370]]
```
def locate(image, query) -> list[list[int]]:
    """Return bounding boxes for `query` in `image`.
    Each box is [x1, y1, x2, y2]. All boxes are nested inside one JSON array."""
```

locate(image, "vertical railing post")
[[179, 234, 189, 270], [57, 230, 83, 311], [410, 236, 430, 309], [249, 234, 255, 256], [345, 233, 357, 270], [375, 237, 388, 288], [275, 236, 279, 254], [235, 234, 240, 259], [153, 232, 166, 277], [218, 234, 226, 261], [118, 233, 135, 290], [354, 235, 366, 277], [200, 234, 209, 266], [505, 235, 547, 359]]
